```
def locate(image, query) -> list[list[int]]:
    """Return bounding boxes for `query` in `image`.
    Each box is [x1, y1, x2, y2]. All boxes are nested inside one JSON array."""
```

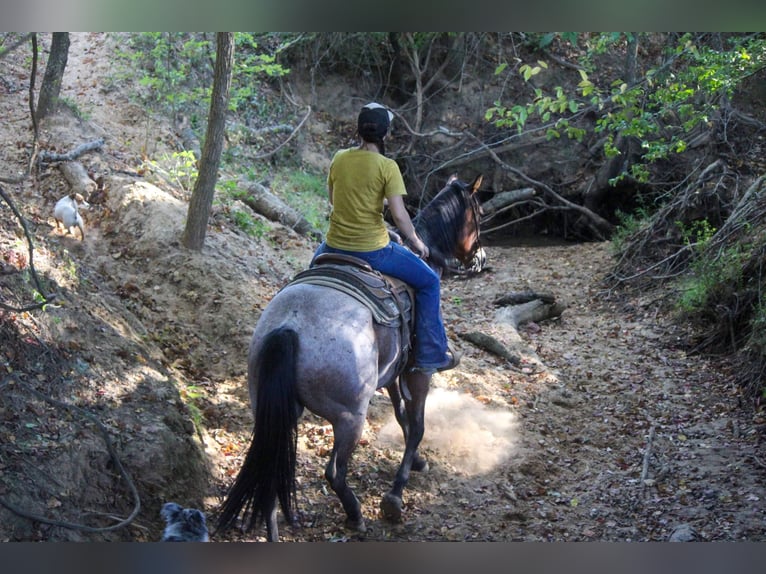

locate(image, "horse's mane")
[[412, 180, 475, 267]]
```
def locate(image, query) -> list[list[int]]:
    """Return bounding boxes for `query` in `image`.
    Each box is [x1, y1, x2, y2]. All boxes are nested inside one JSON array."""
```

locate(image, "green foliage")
[[32, 290, 48, 311], [119, 32, 289, 121], [270, 169, 329, 234], [521, 32, 580, 51], [175, 382, 205, 431], [216, 178, 246, 200], [58, 96, 91, 121], [611, 207, 651, 254], [231, 208, 270, 238], [212, 179, 269, 237], [675, 218, 717, 248], [229, 33, 290, 116], [275, 32, 394, 89], [216, 168, 327, 238], [486, 33, 766, 184], [141, 150, 199, 192], [234, 210, 267, 239], [122, 33, 213, 113], [485, 61, 586, 141], [675, 218, 725, 313], [677, 244, 749, 314]]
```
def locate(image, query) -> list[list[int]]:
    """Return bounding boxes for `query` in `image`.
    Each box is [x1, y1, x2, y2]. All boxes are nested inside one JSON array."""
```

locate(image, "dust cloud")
[[377, 387, 520, 476]]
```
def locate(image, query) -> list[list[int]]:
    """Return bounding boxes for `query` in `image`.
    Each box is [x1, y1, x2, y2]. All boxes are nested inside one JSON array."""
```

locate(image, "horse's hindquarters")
[[249, 284, 381, 418]]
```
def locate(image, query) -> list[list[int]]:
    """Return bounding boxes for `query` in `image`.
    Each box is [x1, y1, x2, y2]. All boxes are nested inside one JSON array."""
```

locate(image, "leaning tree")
[[36, 32, 69, 123], [182, 32, 235, 251]]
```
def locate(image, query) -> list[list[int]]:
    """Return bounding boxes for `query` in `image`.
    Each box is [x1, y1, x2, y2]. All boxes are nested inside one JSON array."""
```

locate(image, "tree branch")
[[37, 138, 105, 164]]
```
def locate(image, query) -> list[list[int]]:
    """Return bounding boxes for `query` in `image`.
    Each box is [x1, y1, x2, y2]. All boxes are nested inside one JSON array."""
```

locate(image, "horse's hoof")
[[380, 493, 403, 522], [345, 516, 367, 533], [412, 456, 429, 472]]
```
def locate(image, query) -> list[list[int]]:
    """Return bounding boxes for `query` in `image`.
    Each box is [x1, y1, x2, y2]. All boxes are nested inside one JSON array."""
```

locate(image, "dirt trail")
[[220, 240, 765, 542], [1, 33, 764, 542]]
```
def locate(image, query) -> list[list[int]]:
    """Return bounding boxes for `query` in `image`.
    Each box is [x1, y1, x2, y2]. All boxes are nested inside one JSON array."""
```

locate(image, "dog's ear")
[[161, 502, 183, 523], [184, 508, 206, 530]]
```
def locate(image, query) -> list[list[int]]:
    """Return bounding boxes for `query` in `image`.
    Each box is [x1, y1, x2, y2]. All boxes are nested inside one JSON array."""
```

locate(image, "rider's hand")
[[388, 229, 403, 245], [414, 239, 429, 260]]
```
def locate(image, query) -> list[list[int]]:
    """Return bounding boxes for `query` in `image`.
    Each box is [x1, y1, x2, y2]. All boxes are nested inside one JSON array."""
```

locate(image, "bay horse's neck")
[[413, 182, 473, 269]]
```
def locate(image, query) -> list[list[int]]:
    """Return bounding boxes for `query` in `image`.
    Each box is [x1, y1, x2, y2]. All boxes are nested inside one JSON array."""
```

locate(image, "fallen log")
[[238, 180, 322, 240], [60, 161, 97, 197], [460, 294, 566, 369], [495, 299, 566, 331], [493, 291, 556, 306], [459, 331, 521, 366], [481, 188, 536, 218]]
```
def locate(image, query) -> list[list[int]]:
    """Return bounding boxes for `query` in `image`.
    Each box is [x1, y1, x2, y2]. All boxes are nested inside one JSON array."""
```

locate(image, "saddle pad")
[[288, 263, 406, 327]]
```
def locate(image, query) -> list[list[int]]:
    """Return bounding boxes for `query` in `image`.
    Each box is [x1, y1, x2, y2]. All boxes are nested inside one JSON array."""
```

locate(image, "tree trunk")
[[625, 33, 639, 87], [36, 32, 69, 122], [182, 33, 235, 251], [585, 33, 641, 213], [387, 33, 409, 104]]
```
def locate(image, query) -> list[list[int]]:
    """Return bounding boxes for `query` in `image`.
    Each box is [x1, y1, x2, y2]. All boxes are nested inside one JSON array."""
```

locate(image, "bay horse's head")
[[413, 174, 484, 275]]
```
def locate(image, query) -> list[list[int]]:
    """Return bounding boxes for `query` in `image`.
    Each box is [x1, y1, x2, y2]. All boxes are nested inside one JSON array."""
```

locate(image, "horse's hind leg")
[[381, 370, 430, 522], [265, 498, 279, 542], [386, 382, 428, 472], [325, 415, 366, 532]]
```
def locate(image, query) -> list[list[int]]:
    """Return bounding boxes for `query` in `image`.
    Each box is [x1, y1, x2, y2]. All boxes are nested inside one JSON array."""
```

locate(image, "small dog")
[[54, 192, 88, 240], [160, 502, 209, 542]]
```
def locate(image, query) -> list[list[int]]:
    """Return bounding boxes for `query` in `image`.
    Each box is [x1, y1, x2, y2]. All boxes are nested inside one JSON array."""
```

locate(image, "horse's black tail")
[[216, 327, 300, 534]]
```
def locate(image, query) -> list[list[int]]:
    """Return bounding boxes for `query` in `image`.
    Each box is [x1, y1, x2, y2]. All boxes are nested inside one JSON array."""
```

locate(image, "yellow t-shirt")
[[326, 148, 407, 251]]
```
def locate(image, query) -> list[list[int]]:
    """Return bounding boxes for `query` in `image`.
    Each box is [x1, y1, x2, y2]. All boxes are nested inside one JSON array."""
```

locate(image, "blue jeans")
[[312, 241, 449, 368]]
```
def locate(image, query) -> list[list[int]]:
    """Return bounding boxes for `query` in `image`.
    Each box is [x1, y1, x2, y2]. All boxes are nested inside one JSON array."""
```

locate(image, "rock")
[[668, 523, 697, 542]]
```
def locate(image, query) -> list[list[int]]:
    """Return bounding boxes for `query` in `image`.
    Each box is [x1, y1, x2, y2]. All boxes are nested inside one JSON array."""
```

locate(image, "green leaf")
[[522, 66, 533, 81], [521, 64, 542, 81], [538, 33, 555, 48], [546, 128, 561, 139]]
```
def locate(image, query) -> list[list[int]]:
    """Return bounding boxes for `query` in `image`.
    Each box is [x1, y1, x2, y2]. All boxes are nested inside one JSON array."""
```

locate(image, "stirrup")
[[436, 349, 461, 372], [410, 346, 462, 374]]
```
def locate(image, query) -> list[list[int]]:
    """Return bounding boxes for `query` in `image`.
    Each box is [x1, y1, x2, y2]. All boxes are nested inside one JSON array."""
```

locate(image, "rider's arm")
[[386, 195, 429, 259]]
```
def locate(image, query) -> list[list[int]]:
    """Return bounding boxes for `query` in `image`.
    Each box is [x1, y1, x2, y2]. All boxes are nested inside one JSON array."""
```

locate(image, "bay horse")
[[216, 174, 484, 541]]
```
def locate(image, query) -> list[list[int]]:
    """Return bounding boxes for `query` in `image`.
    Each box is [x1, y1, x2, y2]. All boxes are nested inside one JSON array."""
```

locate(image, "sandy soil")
[[1, 33, 765, 542]]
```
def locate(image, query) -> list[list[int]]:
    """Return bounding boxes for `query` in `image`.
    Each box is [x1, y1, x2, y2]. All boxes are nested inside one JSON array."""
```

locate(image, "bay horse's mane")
[[412, 177, 481, 273]]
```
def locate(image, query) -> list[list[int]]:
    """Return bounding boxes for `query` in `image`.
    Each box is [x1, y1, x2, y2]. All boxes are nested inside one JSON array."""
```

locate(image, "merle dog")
[[160, 502, 209, 542]]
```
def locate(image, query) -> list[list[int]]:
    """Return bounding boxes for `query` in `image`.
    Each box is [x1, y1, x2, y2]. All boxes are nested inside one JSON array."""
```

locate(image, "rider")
[[312, 102, 460, 373]]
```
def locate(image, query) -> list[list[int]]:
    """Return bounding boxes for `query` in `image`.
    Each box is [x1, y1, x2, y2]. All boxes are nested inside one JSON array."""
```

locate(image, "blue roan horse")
[[216, 175, 484, 541]]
